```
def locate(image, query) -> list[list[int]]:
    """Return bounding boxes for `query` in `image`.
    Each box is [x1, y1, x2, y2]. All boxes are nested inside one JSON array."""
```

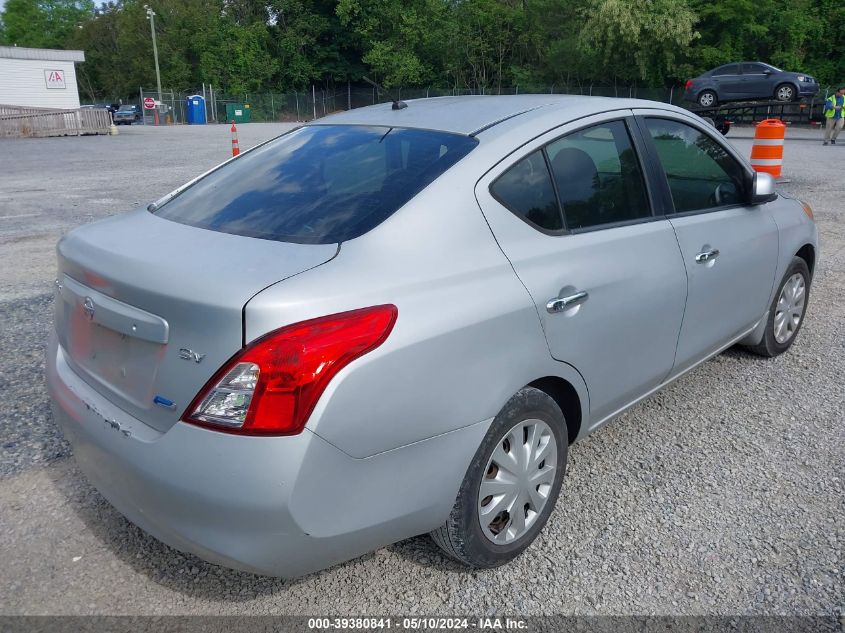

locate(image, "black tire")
[[744, 257, 811, 357], [430, 386, 568, 568], [698, 90, 718, 107], [775, 83, 796, 102]]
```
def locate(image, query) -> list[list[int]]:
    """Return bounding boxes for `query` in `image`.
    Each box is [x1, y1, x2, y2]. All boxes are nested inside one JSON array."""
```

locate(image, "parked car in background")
[[81, 103, 120, 114], [113, 104, 142, 125], [685, 62, 820, 107], [48, 96, 817, 578]]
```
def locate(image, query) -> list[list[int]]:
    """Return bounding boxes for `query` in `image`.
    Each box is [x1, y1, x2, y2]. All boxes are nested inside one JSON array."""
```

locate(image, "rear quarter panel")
[[244, 152, 589, 458]]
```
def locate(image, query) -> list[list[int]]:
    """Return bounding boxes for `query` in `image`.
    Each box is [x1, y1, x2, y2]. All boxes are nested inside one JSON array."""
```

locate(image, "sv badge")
[[179, 348, 206, 363]]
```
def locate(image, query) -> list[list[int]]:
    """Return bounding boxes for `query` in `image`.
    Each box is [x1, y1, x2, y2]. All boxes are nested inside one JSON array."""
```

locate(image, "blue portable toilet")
[[185, 95, 206, 124]]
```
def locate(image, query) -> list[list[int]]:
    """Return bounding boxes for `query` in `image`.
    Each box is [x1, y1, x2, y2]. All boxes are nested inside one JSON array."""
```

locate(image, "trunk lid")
[[55, 209, 337, 433]]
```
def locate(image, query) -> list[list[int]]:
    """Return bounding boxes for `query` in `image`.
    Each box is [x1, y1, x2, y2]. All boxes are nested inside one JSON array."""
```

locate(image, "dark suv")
[[113, 104, 142, 125], [684, 62, 819, 107]]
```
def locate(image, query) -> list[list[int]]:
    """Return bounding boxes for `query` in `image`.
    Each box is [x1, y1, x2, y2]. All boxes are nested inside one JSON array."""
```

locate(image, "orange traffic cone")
[[231, 120, 240, 157]]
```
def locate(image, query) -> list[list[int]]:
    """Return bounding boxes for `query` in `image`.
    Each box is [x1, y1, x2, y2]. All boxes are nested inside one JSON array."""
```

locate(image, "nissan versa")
[[47, 96, 817, 577]]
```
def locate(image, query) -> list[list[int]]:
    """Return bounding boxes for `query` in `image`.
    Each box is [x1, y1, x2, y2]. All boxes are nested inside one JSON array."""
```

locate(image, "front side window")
[[490, 150, 562, 231], [155, 125, 478, 244], [546, 120, 651, 230], [644, 118, 747, 213]]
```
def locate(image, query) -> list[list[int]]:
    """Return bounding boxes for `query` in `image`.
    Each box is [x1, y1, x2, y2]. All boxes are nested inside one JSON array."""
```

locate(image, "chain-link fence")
[[123, 83, 687, 125], [118, 83, 837, 125]]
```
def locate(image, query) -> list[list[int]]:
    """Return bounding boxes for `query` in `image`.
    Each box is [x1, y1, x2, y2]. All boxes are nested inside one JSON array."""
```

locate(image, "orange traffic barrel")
[[750, 119, 785, 178]]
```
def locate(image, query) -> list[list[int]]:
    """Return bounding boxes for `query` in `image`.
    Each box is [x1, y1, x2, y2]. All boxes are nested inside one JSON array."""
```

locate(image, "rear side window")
[[713, 64, 740, 76], [154, 125, 478, 244], [546, 121, 650, 230], [644, 118, 747, 213], [490, 150, 562, 231], [742, 63, 768, 74]]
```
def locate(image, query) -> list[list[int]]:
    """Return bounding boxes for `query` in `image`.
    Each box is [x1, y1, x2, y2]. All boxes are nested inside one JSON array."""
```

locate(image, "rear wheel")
[[775, 83, 796, 102], [430, 387, 567, 567], [744, 257, 810, 357], [698, 90, 717, 107]]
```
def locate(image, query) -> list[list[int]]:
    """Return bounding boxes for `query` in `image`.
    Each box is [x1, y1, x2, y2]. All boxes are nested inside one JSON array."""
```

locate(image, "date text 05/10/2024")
[[307, 617, 528, 630]]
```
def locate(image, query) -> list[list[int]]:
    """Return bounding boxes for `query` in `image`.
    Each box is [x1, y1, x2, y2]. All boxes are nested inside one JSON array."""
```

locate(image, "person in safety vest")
[[823, 87, 845, 145]]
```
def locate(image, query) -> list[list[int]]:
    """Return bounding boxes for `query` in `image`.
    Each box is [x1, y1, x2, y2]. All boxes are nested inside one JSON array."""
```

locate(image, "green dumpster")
[[225, 102, 251, 123]]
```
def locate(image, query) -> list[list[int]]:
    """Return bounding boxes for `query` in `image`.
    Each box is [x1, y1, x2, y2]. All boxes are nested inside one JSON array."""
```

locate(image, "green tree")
[[6, 0, 844, 101], [201, 20, 277, 93], [337, 0, 450, 88], [579, 0, 698, 84], [447, 0, 524, 93], [0, 0, 95, 48], [511, 0, 591, 88]]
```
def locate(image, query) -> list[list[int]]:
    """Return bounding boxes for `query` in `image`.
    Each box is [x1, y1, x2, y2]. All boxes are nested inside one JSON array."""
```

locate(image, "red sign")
[[143, 97, 156, 109]]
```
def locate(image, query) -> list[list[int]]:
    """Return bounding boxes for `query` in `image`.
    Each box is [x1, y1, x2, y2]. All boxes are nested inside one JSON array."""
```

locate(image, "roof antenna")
[[363, 76, 407, 110]]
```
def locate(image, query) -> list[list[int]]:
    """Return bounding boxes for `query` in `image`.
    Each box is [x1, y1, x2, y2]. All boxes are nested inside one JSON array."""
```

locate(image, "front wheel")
[[430, 387, 567, 568], [744, 257, 811, 357], [775, 83, 796, 102]]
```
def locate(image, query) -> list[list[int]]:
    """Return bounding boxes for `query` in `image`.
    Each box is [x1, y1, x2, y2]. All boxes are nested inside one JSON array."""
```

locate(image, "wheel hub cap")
[[477, 419, 557, 544], [774, 273, 805, 344]]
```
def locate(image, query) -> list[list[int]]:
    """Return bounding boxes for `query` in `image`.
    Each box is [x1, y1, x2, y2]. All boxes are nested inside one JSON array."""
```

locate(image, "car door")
[[634, 112, 779, 375], [712, 64, 744, 99], [741, 63, 774, 99], [475, 114, 688, 425]]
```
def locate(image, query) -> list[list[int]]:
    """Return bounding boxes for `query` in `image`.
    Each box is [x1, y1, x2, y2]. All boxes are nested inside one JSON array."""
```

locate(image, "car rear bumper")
[[47, 333, 488, 577]]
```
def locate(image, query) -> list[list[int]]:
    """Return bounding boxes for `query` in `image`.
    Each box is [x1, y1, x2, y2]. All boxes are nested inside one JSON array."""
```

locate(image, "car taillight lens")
[[183, 305, 398, 435], [685, 79, 693, 90]]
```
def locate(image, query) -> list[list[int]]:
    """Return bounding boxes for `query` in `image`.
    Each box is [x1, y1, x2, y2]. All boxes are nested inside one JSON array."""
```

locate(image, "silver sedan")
[[47, 95, 818, 577]]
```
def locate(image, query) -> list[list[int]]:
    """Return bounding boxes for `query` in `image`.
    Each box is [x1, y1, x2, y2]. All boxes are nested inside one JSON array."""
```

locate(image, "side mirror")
[[763, 69, 773, 75], [750, 171, 777, 205]]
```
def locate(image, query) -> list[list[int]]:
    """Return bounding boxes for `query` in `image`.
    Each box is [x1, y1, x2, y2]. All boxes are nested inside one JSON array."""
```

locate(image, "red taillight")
[[183, 305, 398, 435], [685, 79, 693, 90]]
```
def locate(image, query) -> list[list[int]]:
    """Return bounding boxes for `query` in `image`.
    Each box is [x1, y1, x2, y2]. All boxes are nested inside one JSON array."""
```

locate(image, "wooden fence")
[[0, 105, 112, 138]]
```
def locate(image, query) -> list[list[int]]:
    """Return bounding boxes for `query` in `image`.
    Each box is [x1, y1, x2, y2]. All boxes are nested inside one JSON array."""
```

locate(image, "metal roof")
[[0, 46, 85, 63]]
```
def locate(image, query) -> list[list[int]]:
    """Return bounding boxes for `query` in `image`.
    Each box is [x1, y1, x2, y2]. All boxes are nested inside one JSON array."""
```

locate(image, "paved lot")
[[0, 122, 842, 616]]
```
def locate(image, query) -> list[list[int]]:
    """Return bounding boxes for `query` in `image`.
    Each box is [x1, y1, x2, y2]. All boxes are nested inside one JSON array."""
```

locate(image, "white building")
[[0, 46, 85, 110]]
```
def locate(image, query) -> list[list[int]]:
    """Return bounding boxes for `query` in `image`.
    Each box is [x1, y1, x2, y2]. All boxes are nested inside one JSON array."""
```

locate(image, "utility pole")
[[144, 4, 163, 124]]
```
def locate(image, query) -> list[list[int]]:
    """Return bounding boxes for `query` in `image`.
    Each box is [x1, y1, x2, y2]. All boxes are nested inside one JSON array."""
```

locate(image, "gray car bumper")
[[47, 334, 488, 577], [798, 83, 820, 97]]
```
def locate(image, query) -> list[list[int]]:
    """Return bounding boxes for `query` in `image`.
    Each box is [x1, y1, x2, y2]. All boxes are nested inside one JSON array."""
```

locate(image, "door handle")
[[547, 291, 589, 314], [695, 249, 720, 264]]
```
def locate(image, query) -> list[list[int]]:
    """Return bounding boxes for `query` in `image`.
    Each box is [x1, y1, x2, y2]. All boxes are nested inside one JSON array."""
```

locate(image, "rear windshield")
[[154, 125, 478, 244]]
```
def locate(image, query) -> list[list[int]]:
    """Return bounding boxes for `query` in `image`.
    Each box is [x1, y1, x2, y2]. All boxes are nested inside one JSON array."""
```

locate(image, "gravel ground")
[[0, 122, 842, 616]]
